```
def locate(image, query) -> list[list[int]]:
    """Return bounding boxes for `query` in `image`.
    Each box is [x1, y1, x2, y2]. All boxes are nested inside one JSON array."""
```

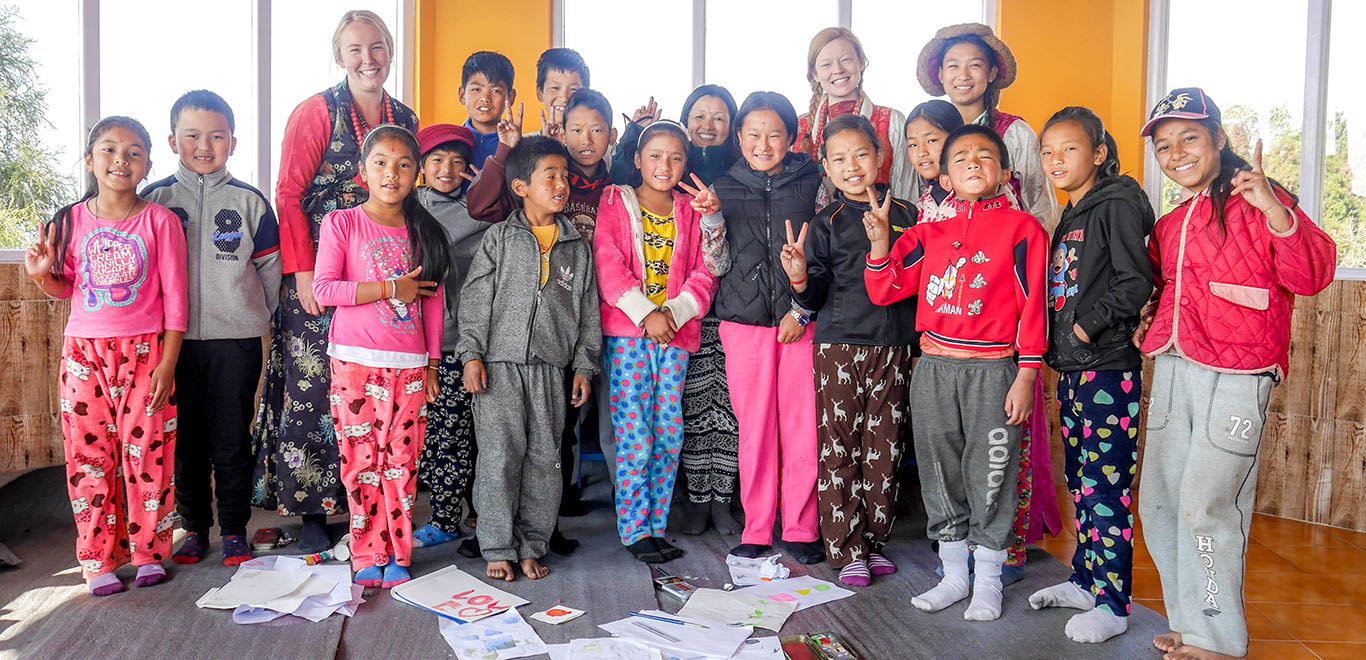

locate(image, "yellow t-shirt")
[[641, 207, 676, 306], [531, 224, 559, 287]]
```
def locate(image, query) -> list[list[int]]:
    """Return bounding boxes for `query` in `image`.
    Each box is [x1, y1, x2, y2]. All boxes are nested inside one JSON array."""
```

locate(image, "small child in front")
[[457, 137, 601, 581], [865, 124, 1046, 622]]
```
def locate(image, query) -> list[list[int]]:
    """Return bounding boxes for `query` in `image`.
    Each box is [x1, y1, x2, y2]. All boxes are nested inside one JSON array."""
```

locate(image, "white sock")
[[1029, 581, 1096, 611], [912, 540, 970, 612], [1065, 607, 1128, 643], [964, 547, 1007, 621]]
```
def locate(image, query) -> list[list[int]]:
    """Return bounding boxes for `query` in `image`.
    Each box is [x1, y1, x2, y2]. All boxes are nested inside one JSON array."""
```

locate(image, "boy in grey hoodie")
[[141, 90, 281, 566], [456, 137, 601, 582]]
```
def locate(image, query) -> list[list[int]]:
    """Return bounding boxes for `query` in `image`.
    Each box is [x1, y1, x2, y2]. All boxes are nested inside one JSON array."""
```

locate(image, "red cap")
[[416, 124, 475, 158]]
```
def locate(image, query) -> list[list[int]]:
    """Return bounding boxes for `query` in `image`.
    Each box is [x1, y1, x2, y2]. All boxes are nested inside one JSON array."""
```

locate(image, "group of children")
[[23, 12, 1338, 659]]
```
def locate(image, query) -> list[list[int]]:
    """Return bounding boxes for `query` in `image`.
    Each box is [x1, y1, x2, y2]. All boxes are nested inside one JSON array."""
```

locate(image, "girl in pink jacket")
[[1136, 88, 1336, 660], [594, 120, 721, 563]]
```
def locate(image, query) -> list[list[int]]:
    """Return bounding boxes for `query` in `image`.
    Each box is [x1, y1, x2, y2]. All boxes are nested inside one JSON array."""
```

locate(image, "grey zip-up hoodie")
[[419, 186, 489, 353], [455, 209, 602, 376], [141, 163, 282, 340]]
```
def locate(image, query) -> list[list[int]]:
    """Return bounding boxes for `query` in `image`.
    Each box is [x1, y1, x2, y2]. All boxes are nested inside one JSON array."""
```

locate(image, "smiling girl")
[[312, 125, 449, 588]]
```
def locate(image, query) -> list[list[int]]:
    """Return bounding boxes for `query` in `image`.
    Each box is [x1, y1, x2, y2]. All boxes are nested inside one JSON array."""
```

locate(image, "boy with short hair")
[[535, 47, 590, 132], [456, 136, 601, 582], [141, 89, 282, 567], [460, 51, 516, 169], [863, 124, 1047, 622]]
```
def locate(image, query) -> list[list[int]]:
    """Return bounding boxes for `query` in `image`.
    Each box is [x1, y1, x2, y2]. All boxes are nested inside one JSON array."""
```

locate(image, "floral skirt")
[[251, 275, 346, 516]]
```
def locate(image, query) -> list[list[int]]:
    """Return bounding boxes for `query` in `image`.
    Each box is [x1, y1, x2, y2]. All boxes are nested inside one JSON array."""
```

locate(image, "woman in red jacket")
[[1136, 88, 1336, 660]]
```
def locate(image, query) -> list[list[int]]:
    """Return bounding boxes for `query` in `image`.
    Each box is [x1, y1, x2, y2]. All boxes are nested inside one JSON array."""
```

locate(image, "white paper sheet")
[[531, 605, 586, 625], [734, 575, 853, 611], [723, 555, 790, 586], [677, 589, 796, 632], [598, 610, 751, 659], [393, 565, 530, 623], [438, 609, 547, 660], [727, 637, 784, 659], [196, 568, 312, 610], [222, 556, 359, 624]]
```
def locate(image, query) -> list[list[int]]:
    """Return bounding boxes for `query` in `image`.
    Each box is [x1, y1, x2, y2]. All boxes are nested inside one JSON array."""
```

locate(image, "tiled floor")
[[1037, 485, 1366, 659]]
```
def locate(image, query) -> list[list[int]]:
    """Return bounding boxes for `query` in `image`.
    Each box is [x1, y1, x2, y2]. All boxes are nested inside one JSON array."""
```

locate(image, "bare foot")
[[520, 558, 550, 580], [486, 560, 515, 582], [1154, 632, 1183, 653], [1164, 643, 1240, 660]]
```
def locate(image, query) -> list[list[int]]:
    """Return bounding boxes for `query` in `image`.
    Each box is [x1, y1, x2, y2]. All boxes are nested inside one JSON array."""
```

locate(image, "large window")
[[562, 0, 991, 138], [1151, 0, 1365, 272], [0, 0, 408, 253]]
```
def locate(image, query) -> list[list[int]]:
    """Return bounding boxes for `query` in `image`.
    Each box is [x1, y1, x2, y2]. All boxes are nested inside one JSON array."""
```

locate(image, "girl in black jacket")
[[784, 114, 917, 586], [1027, 107, 1154, 644]]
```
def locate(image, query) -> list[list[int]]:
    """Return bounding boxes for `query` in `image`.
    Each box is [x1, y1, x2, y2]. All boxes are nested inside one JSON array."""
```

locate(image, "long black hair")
[[941, 34, 1002, 121], [48, 116, 152, 283], [680, 84, 740, 181], [1043, 106, 1121, 182], [361, 124, 451, 285]]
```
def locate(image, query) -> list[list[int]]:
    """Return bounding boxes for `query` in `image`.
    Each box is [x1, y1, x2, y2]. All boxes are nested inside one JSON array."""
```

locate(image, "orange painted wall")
[[413, 0, 552, 129]]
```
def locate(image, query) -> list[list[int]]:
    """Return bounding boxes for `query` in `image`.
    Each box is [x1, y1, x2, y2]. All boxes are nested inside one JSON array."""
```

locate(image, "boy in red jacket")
[[864, 124, 1047, 622]]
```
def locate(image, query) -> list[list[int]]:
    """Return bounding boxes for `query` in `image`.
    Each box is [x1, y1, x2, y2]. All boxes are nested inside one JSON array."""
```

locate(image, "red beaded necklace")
[[349, 93, 395, 146]]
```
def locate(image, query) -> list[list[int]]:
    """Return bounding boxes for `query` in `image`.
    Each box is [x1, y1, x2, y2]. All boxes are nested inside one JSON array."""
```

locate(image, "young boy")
[[459, 51, 516, 169], [534, 47, 590, 136], [864, 124, 1046, 622], [141, 89, 282, 566], [411, 124, 488, 549], [456, 136, 601, 582]]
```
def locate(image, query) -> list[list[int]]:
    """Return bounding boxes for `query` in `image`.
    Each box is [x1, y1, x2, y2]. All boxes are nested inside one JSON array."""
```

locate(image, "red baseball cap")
[[416, 124, 475, 158], [1141, 87, 1221, 137]]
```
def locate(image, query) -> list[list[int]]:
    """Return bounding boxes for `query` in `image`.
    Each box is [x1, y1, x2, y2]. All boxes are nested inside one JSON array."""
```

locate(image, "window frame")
[[1146, 0, 1363, 279]]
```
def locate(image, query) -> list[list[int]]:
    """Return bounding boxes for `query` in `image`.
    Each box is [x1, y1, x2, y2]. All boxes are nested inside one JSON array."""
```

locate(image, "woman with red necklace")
[[253, 9, 419, 554]]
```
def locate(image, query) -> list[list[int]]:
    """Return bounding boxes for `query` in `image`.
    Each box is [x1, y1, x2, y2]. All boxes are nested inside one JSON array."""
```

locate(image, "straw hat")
[[917, 23, 1018, 96]]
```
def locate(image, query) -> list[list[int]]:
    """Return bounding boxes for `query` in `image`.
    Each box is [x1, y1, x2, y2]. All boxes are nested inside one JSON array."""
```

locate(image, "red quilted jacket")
[[1140, 188, 1336, 378]]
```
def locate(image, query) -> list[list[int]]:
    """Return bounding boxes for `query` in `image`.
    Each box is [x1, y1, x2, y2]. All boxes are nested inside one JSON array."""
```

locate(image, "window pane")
[[101, 0, 257, 187], [853, 0, 986, 115], [706, 0, 839, 119], [271, 0, 402, 195], [1163, 0, 1306, 214], [2, 1, 81, 249], [564, 0, 692, 130], [1322, 1, 1366, 268]]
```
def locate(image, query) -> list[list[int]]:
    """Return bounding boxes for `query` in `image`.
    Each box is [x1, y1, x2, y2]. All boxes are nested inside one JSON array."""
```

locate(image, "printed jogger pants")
[[1138, 353, 1273, 657], [605, 337, 689, 546], [1058, 369, 1141, 616], [329, 358, 427, 570], [418, 352, 475, 534], [471, 362, 565, 563], [813, 344, 910, 568], [910, 355, 1022, 551], [60, 333, 178, 579]]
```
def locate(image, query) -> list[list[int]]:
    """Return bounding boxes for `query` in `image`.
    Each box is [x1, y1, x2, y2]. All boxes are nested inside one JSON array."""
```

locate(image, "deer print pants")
[[812, 343, 910, 569]]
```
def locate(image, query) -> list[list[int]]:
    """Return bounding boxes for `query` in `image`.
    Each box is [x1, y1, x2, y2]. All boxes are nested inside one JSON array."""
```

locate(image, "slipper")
[[868, 552, 897, 576], [413, 523, 460, 548], [839, 560, 871, 587]]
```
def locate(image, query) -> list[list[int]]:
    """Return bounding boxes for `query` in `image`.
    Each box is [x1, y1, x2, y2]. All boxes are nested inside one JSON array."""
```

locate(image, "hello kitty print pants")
[[329, 358, 427, 570], [60, 333, 177, 579], [604, 337, 689, 546]]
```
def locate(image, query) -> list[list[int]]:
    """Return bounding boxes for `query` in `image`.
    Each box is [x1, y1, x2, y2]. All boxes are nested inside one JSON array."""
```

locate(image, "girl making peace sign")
[[785, 114, 918, 587]]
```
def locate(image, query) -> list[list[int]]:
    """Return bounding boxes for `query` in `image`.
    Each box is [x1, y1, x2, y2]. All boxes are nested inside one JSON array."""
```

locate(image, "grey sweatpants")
[[472, 362, 567, 562], [910, 355, 1022, 551], [1138, 353, 1274, 657]]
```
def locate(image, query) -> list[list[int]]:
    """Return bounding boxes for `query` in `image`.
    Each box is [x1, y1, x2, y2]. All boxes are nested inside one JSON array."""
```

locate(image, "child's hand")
[[148, 359, 176, 413], [631, 97, 661, 126], [1004, 369, 1037, 426], [862, 188, 892, 260], [540, 106, 564, 143], [24, 223, 57, 282], [780, 220, 810, 289], [1132, 314, 1153, 349], [777, 312, 805, 344], [458, 164, 481, 185], [679, 174, 721, 215], [463, 359, 488, 394], [498, 104, 524, 149], [1232, 140, 1293, 232], [392, 266, 439, 303], [295, 271, 323, 316], [643, 310, 676, 346], [425, 366, 441, 403], [1072, 323, 1090, 344], [570, 374, 592, 408]]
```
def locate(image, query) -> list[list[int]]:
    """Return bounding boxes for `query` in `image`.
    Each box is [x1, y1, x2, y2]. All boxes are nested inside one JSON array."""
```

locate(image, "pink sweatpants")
[[60, 334, 177, 579], [718, 321, 820, 545], [329, 358, 427, 570]]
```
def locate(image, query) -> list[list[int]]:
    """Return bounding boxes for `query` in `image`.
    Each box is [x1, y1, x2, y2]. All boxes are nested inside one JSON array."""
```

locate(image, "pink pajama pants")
[[718, 321, 820, 545], [60, 333, 177, 579], [329, 358, 427, 570]]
